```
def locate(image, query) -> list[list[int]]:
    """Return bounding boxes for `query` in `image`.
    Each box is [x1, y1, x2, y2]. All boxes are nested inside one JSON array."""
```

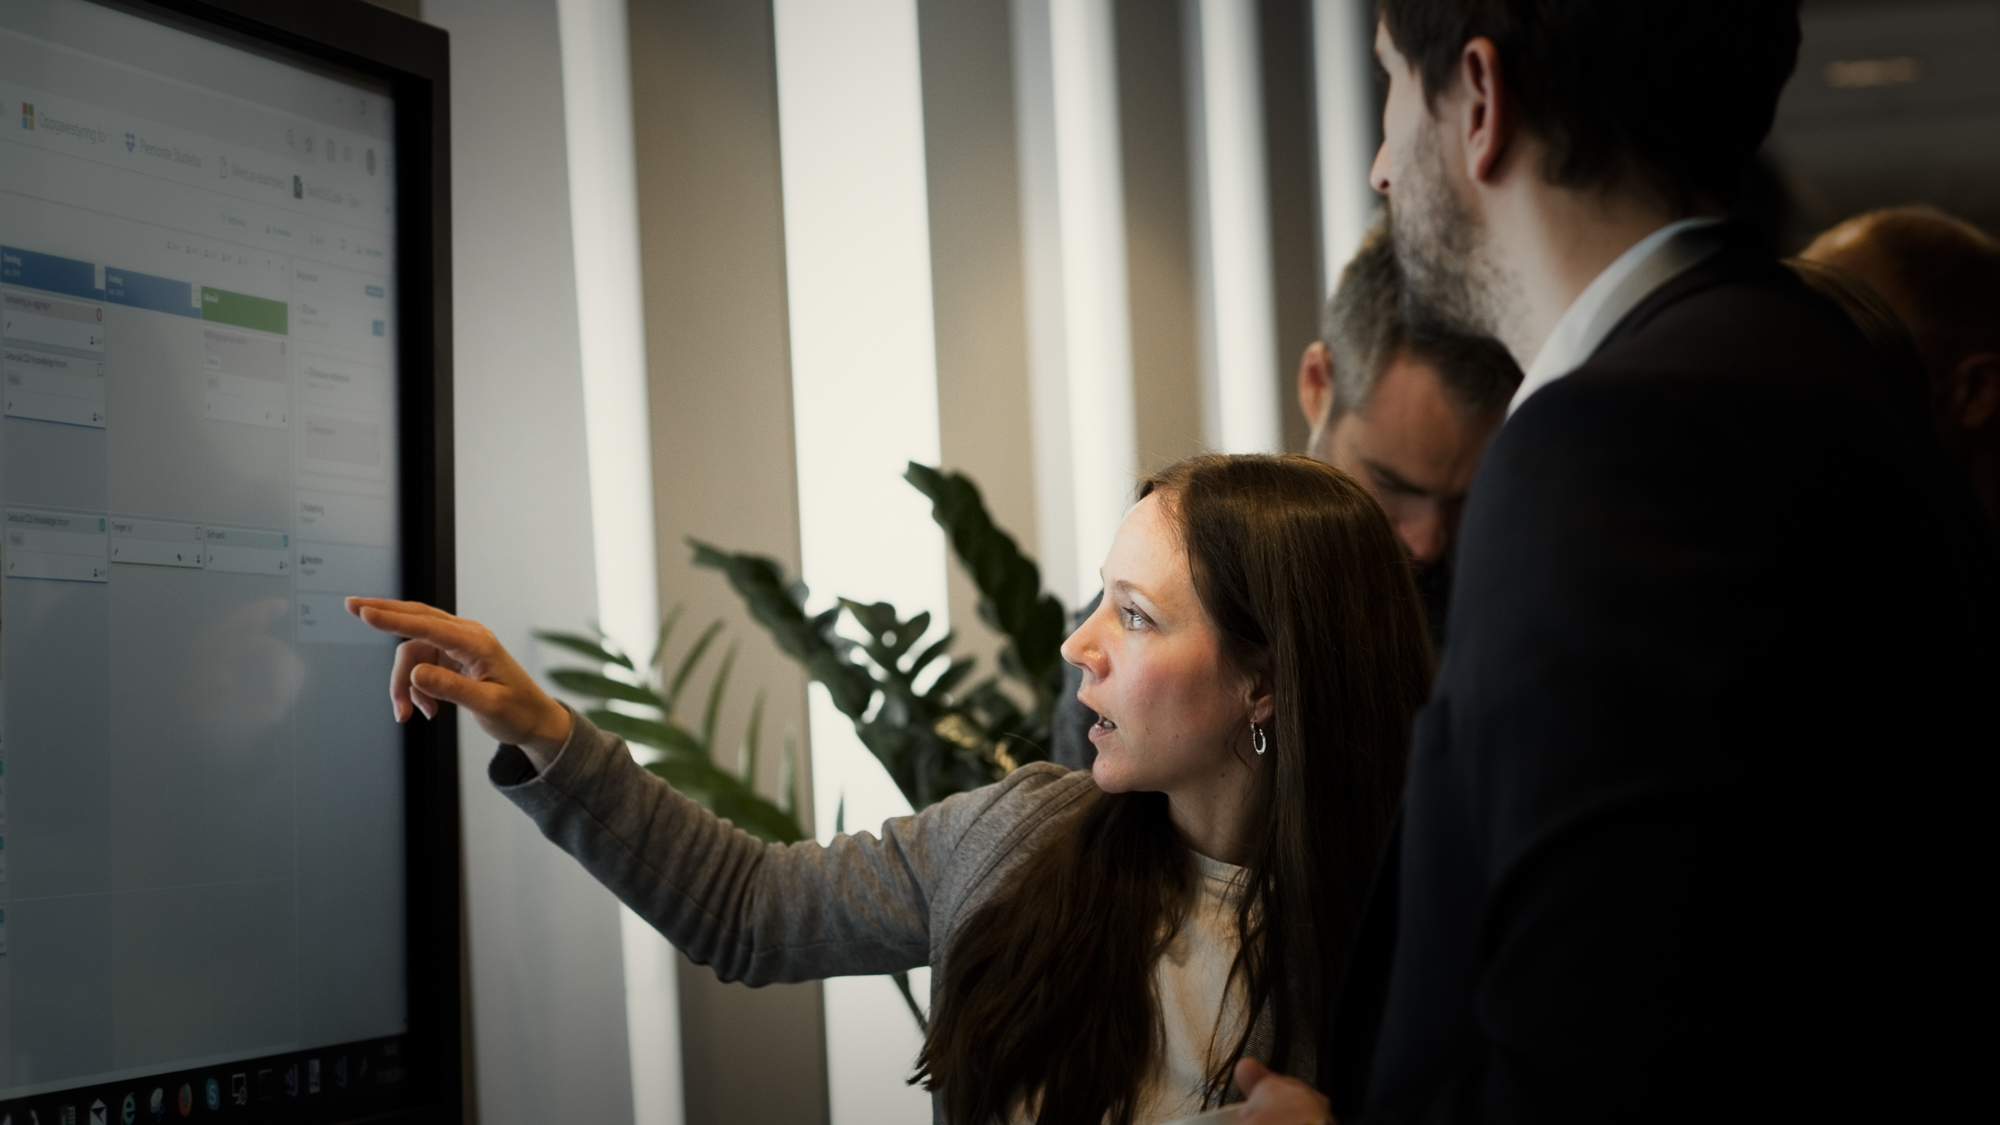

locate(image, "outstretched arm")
[[346, 596, 934, 980], [344, 596, 1065, 986], [492, 709, 943, 983]]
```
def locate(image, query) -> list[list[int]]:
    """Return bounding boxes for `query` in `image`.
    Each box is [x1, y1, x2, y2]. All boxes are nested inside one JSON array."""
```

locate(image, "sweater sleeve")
[[489, 710, 1060, 985]]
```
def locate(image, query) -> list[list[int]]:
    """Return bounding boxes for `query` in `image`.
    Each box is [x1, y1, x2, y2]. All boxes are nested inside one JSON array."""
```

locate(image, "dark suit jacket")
[[1324, 230, 1999, 1123]]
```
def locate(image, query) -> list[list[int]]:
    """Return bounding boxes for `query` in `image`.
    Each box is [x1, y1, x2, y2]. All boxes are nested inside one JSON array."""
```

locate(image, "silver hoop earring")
[[1251, 723, 1268, 756]]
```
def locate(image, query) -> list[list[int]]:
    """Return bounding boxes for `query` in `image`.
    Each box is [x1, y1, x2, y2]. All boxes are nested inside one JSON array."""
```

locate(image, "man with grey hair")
[[1053, 225, 1519, 769], [1296, 222, 1521, 646]]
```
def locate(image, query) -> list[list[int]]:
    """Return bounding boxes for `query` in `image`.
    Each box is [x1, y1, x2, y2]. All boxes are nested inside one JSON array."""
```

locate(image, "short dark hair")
[[1323, 220, 1521, 421], [1378, 0, 1802, 209]]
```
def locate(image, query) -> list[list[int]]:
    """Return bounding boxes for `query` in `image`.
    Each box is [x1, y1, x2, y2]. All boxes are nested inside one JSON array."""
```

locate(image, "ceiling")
[[1762, 0, 2000, 248]]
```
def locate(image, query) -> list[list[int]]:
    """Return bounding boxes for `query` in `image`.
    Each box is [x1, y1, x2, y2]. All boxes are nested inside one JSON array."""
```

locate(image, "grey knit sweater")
[[489, 711, 1300, 1122]]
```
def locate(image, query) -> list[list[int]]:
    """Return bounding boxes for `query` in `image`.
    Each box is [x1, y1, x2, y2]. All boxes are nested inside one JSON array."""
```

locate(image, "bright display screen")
[[0, 1, 409, 1117]]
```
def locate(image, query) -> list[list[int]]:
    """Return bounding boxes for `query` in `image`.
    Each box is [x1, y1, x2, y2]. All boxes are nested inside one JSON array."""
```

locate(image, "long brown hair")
[[916, 454, 1434, 1125]]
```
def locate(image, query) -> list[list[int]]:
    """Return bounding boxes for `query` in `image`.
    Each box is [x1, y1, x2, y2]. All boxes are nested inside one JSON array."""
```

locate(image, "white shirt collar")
[[1507, 217, 1728, 416]]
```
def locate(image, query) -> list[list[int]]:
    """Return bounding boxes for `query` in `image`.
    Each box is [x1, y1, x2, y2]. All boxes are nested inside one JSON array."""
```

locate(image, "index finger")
[[350, 603, 486, 654], [347, 596, 454, 621]]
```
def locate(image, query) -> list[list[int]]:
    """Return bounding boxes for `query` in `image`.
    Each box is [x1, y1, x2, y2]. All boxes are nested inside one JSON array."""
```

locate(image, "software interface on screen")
[[0, 0, 408, 1108]]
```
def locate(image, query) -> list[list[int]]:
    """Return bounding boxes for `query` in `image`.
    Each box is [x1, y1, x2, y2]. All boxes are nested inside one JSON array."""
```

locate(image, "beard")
[[1388, 120, 1516, 342]]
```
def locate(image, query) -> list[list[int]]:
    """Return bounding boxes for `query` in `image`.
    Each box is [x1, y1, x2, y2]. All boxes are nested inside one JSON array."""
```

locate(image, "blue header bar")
[[105, 268, 199, 318], [1, 246, 103, 301], [4, 246, 202, 319]]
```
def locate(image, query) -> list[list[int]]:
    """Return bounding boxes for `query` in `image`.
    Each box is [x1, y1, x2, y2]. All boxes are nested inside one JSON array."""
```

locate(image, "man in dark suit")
[[1234, 2, 1999, 1122]]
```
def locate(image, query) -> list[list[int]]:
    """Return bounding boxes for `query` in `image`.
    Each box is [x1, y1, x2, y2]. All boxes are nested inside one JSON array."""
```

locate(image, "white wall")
[[1187, 0, 1282, 454], [1012, 0, 1140, 606], [552, 1, 684, 1122], [422, 1, 639, 1122], [1011, 0, 1082, 606], [770, 1, 945, 1121]]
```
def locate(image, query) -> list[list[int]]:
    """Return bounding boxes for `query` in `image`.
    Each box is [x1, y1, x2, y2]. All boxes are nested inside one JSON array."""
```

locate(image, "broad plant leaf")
[[690, 540, 876, 718], [904, 463, 1069, 723], [929, 656, 977, 700]]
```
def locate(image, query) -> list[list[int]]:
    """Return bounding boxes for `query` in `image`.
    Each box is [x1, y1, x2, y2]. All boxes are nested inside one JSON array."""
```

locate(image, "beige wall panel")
[[917, 0, 1048, 678], [628, 0, 807, 836], [627, 1, 829, 1122], [1260, 0, 1323, 454], [1116, 0, 1209, 473]]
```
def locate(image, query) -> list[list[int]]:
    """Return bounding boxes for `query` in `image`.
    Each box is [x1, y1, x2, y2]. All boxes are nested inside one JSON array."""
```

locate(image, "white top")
[[1508, 217, 1727, 416], [1009, 851, 1251, 1125], [1139, 852, 1251, 1124]]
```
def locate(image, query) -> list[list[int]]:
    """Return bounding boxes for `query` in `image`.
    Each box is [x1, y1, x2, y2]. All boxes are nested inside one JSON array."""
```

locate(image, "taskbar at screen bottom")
[[0, 1036, 418, 1125]]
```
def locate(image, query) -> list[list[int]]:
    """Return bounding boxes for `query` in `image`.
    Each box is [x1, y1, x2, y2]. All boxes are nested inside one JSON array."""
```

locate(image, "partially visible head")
[[1784, 257, 1929, 406], [1801, 207, 2000, 459], [1370, 0, 1802, 338], [1299, 223, 1521, 565]]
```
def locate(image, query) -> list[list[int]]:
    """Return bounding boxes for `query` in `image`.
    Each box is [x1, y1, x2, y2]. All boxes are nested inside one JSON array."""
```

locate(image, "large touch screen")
[[0, 0, 407, 1113]]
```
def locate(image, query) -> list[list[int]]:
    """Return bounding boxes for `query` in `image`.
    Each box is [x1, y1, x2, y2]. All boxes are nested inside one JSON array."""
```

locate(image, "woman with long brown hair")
[[350, 454, 1433, 1125]]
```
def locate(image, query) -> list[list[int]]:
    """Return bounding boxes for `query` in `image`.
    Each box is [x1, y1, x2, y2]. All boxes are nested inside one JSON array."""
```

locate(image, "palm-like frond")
[[545, 463, 1067, 1035], [537, 617, 807, 849]]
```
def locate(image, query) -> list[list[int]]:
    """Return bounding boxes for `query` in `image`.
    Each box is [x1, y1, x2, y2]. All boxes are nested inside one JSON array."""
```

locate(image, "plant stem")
[[890, 971, 929, 1036]]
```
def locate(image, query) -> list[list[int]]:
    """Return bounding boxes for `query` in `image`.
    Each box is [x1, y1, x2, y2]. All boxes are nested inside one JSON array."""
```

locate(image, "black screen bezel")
[[0, 1, 461, 1122]]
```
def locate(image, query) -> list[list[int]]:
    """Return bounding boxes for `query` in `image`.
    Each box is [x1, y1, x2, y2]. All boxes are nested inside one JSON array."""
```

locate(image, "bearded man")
[[1234, 2, 1999, 1123]]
